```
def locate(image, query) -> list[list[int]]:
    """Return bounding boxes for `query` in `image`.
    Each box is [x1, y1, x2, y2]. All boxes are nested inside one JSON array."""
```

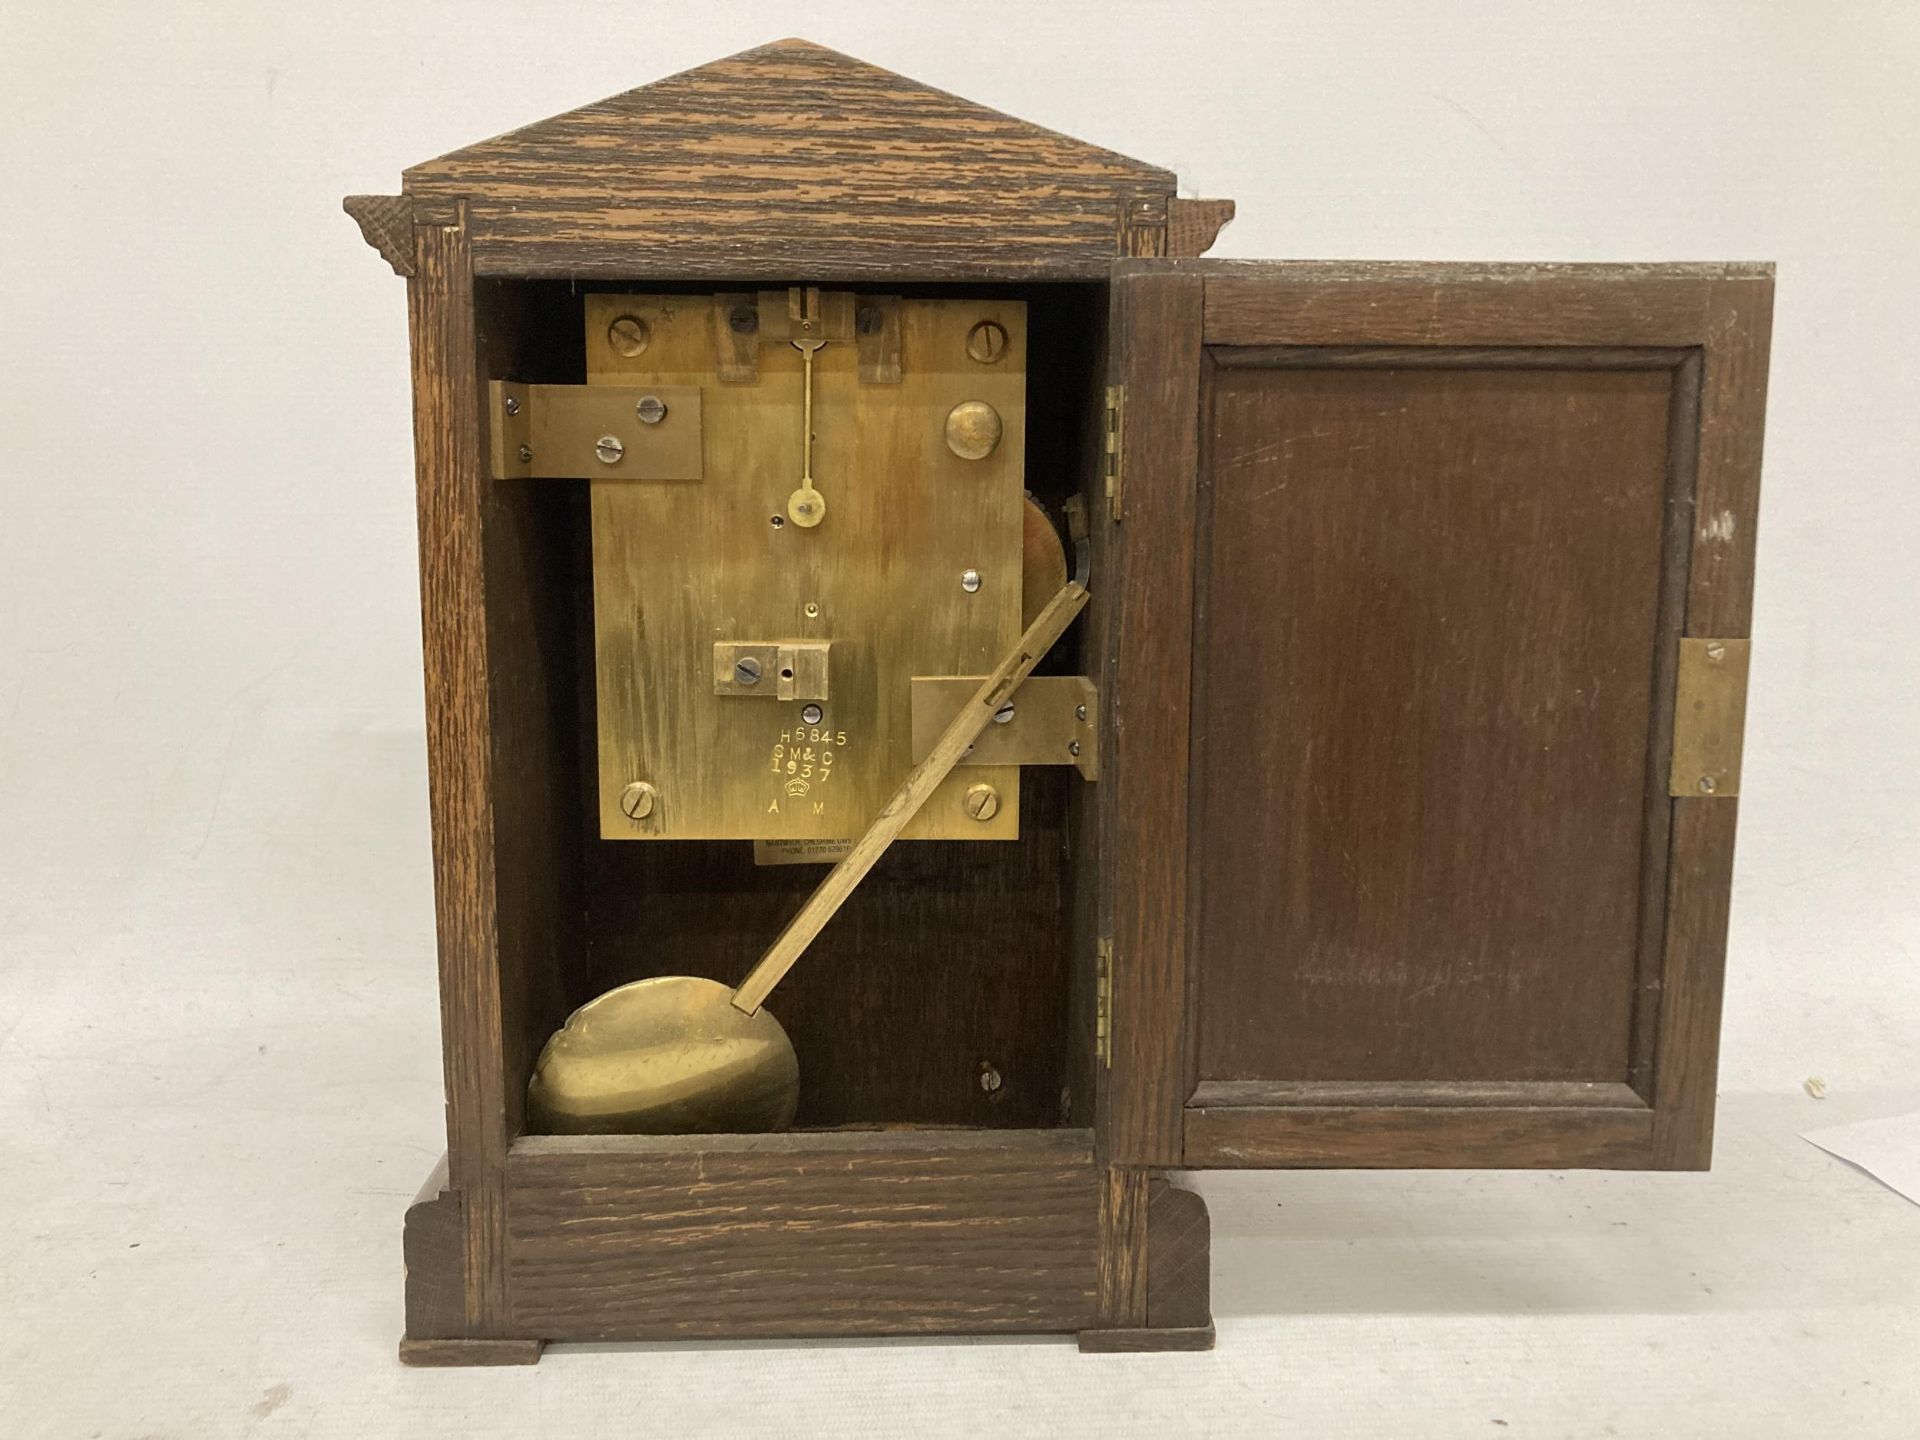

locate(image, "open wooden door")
[[1103, 261, 1771, 1172]]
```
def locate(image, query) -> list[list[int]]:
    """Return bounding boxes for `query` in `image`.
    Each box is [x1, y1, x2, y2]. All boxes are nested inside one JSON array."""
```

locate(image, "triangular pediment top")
[[404, 38, 1172, 192]]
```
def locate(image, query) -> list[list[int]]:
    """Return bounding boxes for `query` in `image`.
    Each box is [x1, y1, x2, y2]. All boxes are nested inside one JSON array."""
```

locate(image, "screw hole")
[[770, 515, 785, 528]]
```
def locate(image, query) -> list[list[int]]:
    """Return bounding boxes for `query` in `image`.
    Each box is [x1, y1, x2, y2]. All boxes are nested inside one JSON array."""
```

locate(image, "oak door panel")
[[1104, 262, 1771, 1171]]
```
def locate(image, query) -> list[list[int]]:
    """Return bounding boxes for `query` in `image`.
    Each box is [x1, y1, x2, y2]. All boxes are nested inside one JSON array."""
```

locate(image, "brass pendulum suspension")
[[787, 290, 827, 528]]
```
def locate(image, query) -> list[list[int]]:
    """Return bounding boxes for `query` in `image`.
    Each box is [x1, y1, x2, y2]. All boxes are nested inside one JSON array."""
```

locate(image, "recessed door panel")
[[1194, 360, 1672, 1087], [1102, 262, 1771, 1171]]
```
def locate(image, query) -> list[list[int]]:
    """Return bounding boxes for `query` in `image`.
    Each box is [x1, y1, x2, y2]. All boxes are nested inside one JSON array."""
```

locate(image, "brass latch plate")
[[714, 641, 831, 701], [910, 675, 1098, 780], [1669, 637, 1750, 797], [489, 380, 703, 480]]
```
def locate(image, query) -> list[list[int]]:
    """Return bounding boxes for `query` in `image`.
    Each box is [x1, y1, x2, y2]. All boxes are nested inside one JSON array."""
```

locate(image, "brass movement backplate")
[[1669, 637, 1750, 797], [588, 291, 1028, 841]]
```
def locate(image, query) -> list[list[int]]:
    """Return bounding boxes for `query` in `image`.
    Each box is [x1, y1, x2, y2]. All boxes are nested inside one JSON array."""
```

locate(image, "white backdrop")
[[2, 3, 1915, 1437]]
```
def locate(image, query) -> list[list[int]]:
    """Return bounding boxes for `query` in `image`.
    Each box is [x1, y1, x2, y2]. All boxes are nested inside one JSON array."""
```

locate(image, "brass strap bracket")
[[1669, 637, 1750, 797], [489, 380, 703, 480], [910, 674, 1099, 780], [708, 288, 903, 385]]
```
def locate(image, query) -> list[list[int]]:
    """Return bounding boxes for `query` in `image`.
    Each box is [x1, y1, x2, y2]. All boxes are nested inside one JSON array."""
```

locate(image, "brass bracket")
[[910, 674, 1098, 780], [1669, 638, 1750, 797], [707, 288, 901, 385], [489, 381, 703, 480], [713, 641, 832, 701]]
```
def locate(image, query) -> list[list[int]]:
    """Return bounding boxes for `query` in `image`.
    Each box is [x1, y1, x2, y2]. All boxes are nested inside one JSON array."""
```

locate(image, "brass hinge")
[[1669, 637, 1751, 797], [1104, 385, 1125, 521], [1094, 937, 1114, 1067]]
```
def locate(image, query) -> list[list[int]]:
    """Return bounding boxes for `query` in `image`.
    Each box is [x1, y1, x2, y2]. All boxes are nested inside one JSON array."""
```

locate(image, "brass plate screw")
[[964, 783, 1000, 822], [978, 1061, 1003, 1094], [517, 444, 533, 464], [728, 304, 758, 335], [945, 400, 1003, 460], [966, 320, 1008, 364], [734, 656, 763, 687], [993, 701, 1015, 725], [607, 315, 651, 357], [503, 395, 520, 415], [595, 434, 625, 465], [802, 703, 824, 725], [960, 569, 981, 593], [635, 395, 668, 425], [619, 781, 657, 820], [803, 602, 820, 619]]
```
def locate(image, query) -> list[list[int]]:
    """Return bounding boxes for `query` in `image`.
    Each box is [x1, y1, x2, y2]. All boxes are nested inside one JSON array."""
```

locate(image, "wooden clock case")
[[345, 39, 1772, 1364]]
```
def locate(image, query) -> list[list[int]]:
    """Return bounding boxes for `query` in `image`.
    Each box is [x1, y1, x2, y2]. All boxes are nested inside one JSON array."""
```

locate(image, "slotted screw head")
[[607, 315, 650, 357], [595, 434, 624, 465], [961, 569, 982, 593], [516, 444, 533, 464], [733, 656, 762, 686], [966, 320, 1009, 364], [993, 702, 1015, 725], [728, 304, 759, 335], [635, 394, 667, 425], [619, 781, 656, 820], [964, 783, 1000, 821]]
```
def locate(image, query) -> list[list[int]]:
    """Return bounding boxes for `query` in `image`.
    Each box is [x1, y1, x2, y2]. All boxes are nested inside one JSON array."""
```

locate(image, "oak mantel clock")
[[345, 38, 1772, 1364]]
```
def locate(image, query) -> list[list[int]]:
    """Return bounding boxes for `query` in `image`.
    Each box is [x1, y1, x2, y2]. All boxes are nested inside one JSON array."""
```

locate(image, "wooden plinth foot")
[[1078, 1322, 1215, 1352], [399, 1336, 545, 1367], [1080, 1175, 1214, 1353]]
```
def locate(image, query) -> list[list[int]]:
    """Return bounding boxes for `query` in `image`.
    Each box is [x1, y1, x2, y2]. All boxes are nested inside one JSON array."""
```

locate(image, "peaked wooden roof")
[[372, 39, 1229, 280]]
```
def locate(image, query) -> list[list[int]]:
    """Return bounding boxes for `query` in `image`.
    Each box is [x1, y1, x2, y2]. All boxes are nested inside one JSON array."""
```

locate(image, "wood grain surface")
[[405, 214, 509, 1330], [1103, 269, 1205, 1168], [1193, 359, 1675, 1086], [1102, 260, 1770, 1173], [402, 39, 1178, 280], [503, 1131, 1102, 1339]]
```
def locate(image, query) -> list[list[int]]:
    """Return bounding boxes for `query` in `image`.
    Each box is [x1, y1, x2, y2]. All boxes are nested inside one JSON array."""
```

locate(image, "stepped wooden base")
[[398, 1143, 1211, 1362]]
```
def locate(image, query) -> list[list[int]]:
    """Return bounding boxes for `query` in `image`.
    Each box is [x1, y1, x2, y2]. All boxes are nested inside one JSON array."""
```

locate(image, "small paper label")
[[752, 838, 854, 867]]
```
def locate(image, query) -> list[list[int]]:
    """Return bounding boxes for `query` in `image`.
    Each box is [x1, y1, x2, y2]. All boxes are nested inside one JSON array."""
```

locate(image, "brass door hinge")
[[1669, 638, 1751, 797], [1104, 385, 1125, 521], [1094, 937, 1114, 1067]]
